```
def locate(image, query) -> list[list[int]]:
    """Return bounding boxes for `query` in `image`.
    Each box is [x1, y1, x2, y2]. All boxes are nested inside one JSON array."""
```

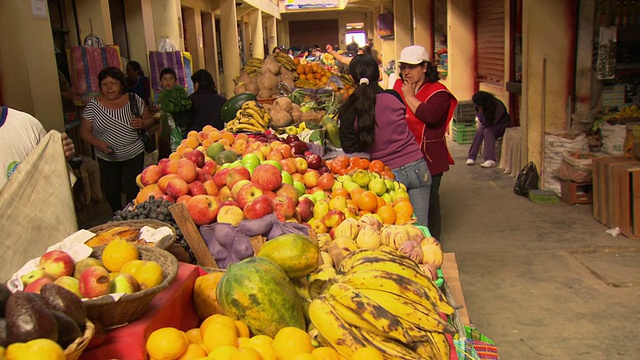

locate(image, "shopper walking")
[[188, 69, 226, 132], [393, 45, 458, 240], [80, 66, 153, 214], [125, 61, 151, 106], [338, 54, 432, 227], [466, 91, 511, 168]]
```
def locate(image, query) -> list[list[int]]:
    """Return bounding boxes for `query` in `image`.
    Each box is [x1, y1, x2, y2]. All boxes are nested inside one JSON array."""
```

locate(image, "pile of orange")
[[326, 156, 395, 180], [296, 62, 333, 88], [330, 187, 414, 225]]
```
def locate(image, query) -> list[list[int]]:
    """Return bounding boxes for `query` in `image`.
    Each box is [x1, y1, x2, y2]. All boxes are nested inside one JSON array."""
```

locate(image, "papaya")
[[216, 257, 306, 338], [221, 92, 258, 123], [256, 234, 319, 279], [321, 116, 340, 148]]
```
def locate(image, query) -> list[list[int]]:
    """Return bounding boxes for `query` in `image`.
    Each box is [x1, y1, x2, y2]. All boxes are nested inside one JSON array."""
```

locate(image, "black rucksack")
[[514, 162, 540, 197]]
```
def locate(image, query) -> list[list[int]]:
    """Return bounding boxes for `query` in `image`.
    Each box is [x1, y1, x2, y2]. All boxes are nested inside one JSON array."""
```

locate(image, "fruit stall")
[[0, 52, 499, 360]]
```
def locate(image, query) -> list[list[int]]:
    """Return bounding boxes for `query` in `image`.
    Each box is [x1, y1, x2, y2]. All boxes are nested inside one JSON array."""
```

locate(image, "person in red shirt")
[[393, 45, 458, 240]]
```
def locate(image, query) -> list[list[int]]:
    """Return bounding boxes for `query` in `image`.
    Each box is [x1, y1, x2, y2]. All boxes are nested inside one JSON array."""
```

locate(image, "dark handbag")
[[129, 93, 156, 153], [514, 161, 540, 197]]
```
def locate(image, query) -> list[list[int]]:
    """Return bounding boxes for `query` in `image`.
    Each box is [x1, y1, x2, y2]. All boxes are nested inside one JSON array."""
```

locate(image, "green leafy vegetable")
[[158, 86, 192, 115]]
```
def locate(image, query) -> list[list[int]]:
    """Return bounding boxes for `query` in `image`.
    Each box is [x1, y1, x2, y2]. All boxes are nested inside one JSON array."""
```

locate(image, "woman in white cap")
[[338, 54, 432, 227], [393, 45, 458, 240]]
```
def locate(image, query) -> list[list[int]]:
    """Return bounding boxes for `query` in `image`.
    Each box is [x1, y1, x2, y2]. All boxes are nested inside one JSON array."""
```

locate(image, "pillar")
[[124, 0, 153, 75], [69, 0, 113, 46], [393, 0, 412, 57], [151, 0, 183, 51], [201, 12, 220, 87], [220, 0, 241, 98], [265, 15, 278, 55], [413, 0, 433, 55], [446, 0, 475, 100], [183, 6, 205, 71], [250, 9, 265, 59]]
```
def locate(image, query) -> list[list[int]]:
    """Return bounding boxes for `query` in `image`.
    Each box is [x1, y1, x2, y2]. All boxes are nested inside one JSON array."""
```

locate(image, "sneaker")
[[480, 160, 497, 168], [466, 159, 475, 166]]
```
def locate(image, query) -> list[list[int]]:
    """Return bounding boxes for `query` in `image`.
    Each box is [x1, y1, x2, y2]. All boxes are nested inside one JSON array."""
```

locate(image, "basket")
[[454, 101, 477, 123], [87, 219, 177, 250], [452, 121, 476, 144], [83, 245, 178, 329], [63, 321, 95, 360]]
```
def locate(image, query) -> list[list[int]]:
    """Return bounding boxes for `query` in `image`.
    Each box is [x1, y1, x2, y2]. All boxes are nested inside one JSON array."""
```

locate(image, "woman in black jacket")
[[187, 69, 227, 133]]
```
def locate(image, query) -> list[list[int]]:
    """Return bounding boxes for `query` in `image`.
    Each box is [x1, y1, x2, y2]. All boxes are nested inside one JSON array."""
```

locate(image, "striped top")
[[83, 94, 145, 161]]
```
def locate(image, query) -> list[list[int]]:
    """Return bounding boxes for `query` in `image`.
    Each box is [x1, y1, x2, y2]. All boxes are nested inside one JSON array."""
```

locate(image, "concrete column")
[[265, 15, 278, 55], [575, 0, 597, 114], [0, 1, 64, 131], [250, 9, 265, 59], [446, 0, 474, 100], [413, 0, 433, 55], [202, 12, 220, 87], [123, 0, 153, 76], [151, 0, 183, 51], [71, 0, 113, 46], [183, 6, 205, 71], [220, 0, 241, 98], [393, 0, 412, 57]]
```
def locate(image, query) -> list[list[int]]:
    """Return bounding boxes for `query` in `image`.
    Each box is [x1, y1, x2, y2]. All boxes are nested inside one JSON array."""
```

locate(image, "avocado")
[[40, 283, 87, 328], [0, 317, 6, 347], [50, 310, 81, 348], [0, 283, 10, 317], [215, 150, 238, 166], [207, 142, 226, 160], [5, 291, 58, 344]]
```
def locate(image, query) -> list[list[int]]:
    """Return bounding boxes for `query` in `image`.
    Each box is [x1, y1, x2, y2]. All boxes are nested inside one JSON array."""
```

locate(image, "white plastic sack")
[[544, 132, 589, 194], [158, 37, 178, 52], [600, 122, 626, 155]]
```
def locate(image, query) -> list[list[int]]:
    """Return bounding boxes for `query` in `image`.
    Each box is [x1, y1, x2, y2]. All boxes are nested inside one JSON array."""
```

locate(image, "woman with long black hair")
[[466, 91, 511, 168]]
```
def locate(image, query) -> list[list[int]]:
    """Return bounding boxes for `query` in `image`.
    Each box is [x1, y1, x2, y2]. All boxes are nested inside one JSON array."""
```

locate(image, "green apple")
[[293, 181, 306, 197], [241, 153, 261, 167], [263, 159, 282, 172], [368, 178, 387, 196], [228, 160, 244, 168], [331, 180, 344, 192], [312, 190, 328, 202], [384, 179, 397, 192], [343, 181, 361, 192], [220, 163, 231, 170], [381, 192, 394, 205], [281, 171, 294, 185], [301, 193, 317, 204], [244, 162, 257, 174]]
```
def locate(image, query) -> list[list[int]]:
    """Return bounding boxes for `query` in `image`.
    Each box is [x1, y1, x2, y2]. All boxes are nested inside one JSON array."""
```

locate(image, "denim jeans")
[[391, 158, 432, 227]]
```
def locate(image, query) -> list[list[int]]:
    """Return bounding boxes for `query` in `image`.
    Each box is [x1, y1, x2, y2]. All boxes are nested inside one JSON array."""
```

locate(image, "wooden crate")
[[592, 156, 640, 238]]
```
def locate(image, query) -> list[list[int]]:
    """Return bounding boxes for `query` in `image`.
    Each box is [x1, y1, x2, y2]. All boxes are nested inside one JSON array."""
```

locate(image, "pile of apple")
[[20, 249, 163, 299]]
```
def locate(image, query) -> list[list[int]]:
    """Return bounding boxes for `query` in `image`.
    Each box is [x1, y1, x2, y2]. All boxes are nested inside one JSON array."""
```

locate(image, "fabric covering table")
[[79, 262, 201, 360]]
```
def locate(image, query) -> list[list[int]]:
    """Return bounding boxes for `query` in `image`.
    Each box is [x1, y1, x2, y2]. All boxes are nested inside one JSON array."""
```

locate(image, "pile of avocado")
[[0, 282, 87, 350]]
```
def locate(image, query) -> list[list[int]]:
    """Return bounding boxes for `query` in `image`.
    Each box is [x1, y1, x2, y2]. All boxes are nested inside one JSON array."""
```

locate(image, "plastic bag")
[[514, 161, 539, 197]]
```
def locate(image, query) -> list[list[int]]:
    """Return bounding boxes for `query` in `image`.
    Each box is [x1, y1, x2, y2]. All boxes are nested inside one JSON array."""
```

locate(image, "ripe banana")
[[356, 330, 424, 360], [412, 340, 440, 359], [424, 331, 450, 359], [327, 297, 403, 342], [328, 283, 412, 344], [308, 295, 365, 358], [355, 287, 456, 334]]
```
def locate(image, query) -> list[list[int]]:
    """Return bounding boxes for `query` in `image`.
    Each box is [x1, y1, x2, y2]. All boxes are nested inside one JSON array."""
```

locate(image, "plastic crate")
[[452, 121, 476, 144], [454, 101, 476, 123]]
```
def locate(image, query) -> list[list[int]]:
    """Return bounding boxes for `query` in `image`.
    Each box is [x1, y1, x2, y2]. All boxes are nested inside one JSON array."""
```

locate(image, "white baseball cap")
[[398, 45, 430, 64]]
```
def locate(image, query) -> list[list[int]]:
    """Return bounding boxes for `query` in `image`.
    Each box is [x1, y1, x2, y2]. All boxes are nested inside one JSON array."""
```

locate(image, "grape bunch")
[[112, 196, 195, 263]]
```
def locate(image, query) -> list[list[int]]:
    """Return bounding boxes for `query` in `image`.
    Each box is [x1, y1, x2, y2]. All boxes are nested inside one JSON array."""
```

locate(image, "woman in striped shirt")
[[80, 66, 153, 213]]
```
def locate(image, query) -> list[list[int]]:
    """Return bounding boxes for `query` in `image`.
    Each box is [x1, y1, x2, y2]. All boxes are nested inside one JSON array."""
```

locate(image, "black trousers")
[[428, 173, 443, 240], [98, 152, 144, 214]]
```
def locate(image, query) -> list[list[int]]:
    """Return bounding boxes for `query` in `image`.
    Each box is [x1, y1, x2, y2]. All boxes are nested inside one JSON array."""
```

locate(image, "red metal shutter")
[[476, 0, 505, 84]]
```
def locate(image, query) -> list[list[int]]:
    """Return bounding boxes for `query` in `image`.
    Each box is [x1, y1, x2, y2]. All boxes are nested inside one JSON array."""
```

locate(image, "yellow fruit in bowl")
[[146, 327, 189, 360], [6, 338, 65, 360], [272, 327, 314, 360], [120, 259, 145, 276], [132, 260, 164, 290], [101, 239, 139, 272]]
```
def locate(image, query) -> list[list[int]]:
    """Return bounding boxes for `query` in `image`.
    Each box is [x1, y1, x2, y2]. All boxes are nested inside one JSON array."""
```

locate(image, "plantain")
[[328, 283, 412, 344], [356, 330, 424, 360], [308, 296, 365, 359], [412, 340, 440, 359], [424, 331, 451, 359]]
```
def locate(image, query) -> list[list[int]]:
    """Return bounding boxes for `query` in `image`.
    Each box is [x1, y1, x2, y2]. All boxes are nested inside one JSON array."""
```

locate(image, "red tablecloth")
[[80, 262, 201, 360]]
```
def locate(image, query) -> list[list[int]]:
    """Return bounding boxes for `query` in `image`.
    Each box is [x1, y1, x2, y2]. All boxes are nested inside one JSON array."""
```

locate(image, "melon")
[[216, 257, 306, 337], [256, 233, 319, 279]]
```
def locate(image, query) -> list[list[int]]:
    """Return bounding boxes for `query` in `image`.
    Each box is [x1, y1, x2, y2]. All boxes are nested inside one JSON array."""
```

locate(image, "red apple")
[[21, 269, 52, 286], [202, 160, 217, 176], [266, 151, 283, 162], [140, 165, 161, 186], [251, 164, 282, 191], [38, 250, 74, 279], [24, 276, 55, 293], [186, 195, 220, 225], [279, 158, 297, 174], [303, 169, 320, 189], [165, 177, 189, 198], [188, 180, 207, 196], [79, 266, 111, 299], [216, 205, 245, 226], [160, 194, 175, 203], [236, 183, 264, 209], [306, 153, 323, 170], [226, 166, 251, 190], [217, 186, 233, 201], [219, 199, 240, 208], [296, 197, 315, 222], [293, 157, 308, 173], [290, 141, 308, 155], [158, 158, 170, 169], [157, 174, 179, 193], [109, 273, 140, 294], [284, 134, 300, 144], [317, 172, 335, 190], [160, 159, 179, 175], [203, 180, 219, 196], [275, 183, 299, 204], [323, 209, 347, 228], [308, 218, 328, 234], [196, 168, 207, 183], [177, 158, 197, 183], [213, 168, 230, 188], [230, 180, 252, 200], [274, 196, 297, 221], [176, 194, 192, 204], [185, 149, 205, 168], [243, 195, 274, 220], [54, 276, 82, 297]]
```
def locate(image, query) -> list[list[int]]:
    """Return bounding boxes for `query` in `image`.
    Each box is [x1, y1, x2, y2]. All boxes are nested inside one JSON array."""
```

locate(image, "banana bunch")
[[614, 105, 640, 120], [242, 58, 265, 75], [309, 248, 455, 360], [273, 52, 297, 73], [225, 100, 271, 133], [339, 73, 354, 87]]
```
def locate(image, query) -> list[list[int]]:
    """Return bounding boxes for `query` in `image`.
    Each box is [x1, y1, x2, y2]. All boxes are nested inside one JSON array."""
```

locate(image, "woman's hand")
[[61, 133, 75, 160], [130, 117, 151, 129], [96, 141, 113, 154], [401, 79, 416, 97]]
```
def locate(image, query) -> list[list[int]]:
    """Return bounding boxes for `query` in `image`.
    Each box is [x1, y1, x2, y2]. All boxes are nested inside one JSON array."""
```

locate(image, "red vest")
[[393, 79, 457, 175]]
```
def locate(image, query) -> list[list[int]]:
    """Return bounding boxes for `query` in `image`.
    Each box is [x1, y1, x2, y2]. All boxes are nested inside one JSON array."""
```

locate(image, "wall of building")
[[0, 1, 64, 131]]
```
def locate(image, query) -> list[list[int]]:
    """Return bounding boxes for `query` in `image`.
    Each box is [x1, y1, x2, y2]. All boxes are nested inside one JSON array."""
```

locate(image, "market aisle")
[[440, 139, 640, 358]]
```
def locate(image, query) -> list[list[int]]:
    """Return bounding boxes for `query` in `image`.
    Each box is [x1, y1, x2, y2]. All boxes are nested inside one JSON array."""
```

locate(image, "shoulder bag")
[[129, 93, 156, 153]]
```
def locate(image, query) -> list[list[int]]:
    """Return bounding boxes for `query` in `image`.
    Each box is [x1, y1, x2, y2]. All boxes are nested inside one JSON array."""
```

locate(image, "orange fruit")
[[202, 322, 239, 352], [376, 196, 386, 210], [349, 187, 365, 202], [333, 156, 349, 169], [221, 132, 235, 145], [209, 131, 222, 141], [393, 200, 414, 217], [380, 170, 395, 180], [296, 65, 305, 74], [272, 327, 314, 360], [185, 137, 200, 149], [187, 130, 199, 139], [311, 347, 340, 360], [176, 343, 208, 359], [185, 328, 203, 344], [200, 314, 237, 340], [235, 133, 249, 143], [234, 320, 250, 338], [357, 191, 378, 212], [331, 188, 350, 199], [229, 347, 262, 360], [146, 327, 189, 360], [368, 160, 385, 173], [376, 205, 397, 225]]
